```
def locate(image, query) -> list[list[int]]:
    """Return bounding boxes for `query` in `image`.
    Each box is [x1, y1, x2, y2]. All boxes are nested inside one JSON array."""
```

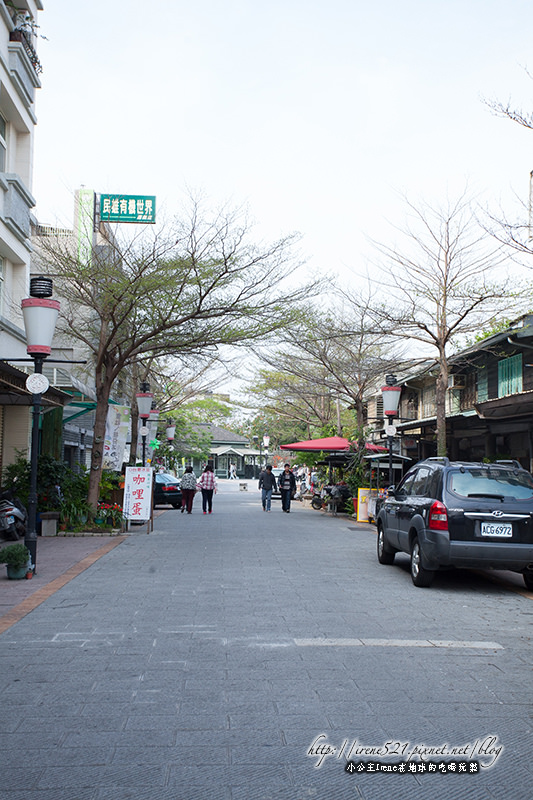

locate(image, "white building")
[[0, 1, 65, 472]]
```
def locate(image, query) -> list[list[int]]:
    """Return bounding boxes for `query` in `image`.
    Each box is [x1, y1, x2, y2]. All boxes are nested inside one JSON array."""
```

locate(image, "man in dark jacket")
[[278, 463, 296, 513], [258, 465, 277, 512]]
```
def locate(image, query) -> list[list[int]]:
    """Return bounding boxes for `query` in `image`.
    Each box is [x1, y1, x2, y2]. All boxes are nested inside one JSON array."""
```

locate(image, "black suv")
[[376, 458, 533, 588]]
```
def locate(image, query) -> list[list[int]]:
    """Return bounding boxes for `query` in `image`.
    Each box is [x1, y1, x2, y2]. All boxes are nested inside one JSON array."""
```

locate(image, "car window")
[[426, 468, 441, 499], [156, 473, 177, 485], [410, 466, 431, 496], [448, 468, 533, 500], [395, 470, 417, 496]]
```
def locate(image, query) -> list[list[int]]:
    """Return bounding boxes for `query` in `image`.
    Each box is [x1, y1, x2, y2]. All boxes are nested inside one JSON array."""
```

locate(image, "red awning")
[[280, 436, 387, 453]]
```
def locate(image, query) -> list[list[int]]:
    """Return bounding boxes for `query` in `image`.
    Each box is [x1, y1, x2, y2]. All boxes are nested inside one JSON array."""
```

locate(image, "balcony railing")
[[9, 29, 42, 74]]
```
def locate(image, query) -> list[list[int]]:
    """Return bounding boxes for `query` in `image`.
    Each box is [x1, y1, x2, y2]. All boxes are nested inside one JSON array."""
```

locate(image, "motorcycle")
[[0, 490, 27, 541], [310, 483, 351, 511], [311, 485, 324, 510]]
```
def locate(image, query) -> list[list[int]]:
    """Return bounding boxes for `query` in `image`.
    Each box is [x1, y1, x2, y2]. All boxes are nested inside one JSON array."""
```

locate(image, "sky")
[[31, 1, 533, 291]]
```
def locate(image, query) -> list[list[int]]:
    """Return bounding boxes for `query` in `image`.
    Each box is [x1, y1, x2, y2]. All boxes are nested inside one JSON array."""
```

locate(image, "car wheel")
[[523, 572, 533, 591], [172, 503, 180, 509], [410, 536, 434, 587], [377, 524, 395, 565]]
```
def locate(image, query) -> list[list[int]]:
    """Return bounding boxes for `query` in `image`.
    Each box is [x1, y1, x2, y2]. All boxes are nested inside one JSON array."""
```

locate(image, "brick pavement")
[[0, 479, 532, 799]]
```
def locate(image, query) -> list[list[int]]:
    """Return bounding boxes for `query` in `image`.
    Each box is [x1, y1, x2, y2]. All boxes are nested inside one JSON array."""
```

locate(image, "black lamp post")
[[165, 420, 175, 471], [148, 406, 160, 465], [135, 382, 153, 466], [253, 435, 261, 472], [381, 374, 402, 487], [21, 276, 60, 574]]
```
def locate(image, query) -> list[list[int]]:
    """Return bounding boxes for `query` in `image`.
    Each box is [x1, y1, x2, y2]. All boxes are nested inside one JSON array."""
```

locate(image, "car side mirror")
[[387, 486, 396, 497]]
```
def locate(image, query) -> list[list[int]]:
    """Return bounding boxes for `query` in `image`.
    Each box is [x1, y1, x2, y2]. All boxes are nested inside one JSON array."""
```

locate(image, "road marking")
[[294, 637, 503, 649]]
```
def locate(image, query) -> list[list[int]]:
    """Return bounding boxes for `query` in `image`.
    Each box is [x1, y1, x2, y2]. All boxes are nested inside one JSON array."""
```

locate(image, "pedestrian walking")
[[229, 462, 237, 480], [258, 464, 277, 512], [197, 464, 217, 514], [180, 466, 197, 514], [279, 463, 297, 513]]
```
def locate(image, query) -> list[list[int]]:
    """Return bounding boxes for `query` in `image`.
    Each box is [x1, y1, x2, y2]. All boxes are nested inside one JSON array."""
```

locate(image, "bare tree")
[[483, 70, 533, 131], [36, 198, 323, 509], [127, 353, 226, 464], [254, 294, 401, 445], [246, 366, 339, 441], [360, 194, 517, 456]]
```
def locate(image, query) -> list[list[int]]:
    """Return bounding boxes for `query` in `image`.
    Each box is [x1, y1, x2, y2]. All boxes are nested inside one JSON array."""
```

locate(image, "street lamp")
[[21, 276, 60, 574], [165, 419, 176, 471], [135, 382, 153, 467], [147, 406, 160, 465], [165, 420, 176, 443], [253, 435, 260, 475], [381, 374, 402, 487], [263, 435, 270, 467]]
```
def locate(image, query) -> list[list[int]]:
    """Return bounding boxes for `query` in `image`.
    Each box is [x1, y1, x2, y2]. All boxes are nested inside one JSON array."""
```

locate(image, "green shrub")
[[2, 453, 89, 514], [0, 543, 30, 569]]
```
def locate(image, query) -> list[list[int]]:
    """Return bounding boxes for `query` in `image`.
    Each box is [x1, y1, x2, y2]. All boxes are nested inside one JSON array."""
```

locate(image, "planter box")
[[6, 564, 27, 580], [40, 511, 60, 537]]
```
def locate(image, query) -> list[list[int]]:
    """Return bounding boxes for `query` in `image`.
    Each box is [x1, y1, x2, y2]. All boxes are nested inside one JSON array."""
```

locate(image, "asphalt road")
[[0, 480, 532, 799]]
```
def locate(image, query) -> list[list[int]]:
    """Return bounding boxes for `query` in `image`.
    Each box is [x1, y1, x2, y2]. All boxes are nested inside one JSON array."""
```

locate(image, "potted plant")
[[96, 502, 124, 528], [0, 543, 31, 579]]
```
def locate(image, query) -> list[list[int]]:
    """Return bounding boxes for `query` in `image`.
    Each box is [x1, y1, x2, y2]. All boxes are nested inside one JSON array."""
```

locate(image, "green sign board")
[[100, 194, 156, 224]]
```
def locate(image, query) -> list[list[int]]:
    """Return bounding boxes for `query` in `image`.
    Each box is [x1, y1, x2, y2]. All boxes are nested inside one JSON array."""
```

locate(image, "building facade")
[[366, 315, 533, 471], [0, 1, 59, 474]]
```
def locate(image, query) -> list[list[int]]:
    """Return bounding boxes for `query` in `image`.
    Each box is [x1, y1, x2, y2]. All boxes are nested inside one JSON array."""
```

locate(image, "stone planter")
[[6, 564, 27, 580]]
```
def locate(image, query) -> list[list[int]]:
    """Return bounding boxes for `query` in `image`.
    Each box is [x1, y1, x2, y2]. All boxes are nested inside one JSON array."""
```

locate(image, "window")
[[0, 258, 4, 315], [396, 470, 417, 495], [477, 367, 488, 403], [410, 467, 431, 496], [0, 114, 6, 172], [426, 468, 442, 499], [498, 354, 522, 398], [422, 385, 436, 418], [448, 467, 533, 500]]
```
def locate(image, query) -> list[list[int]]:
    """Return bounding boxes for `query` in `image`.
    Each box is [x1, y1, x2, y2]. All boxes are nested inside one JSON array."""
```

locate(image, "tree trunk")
[[129, 399, 139, 465], [87, 375, 114, 511], [435, 358, 448, 457]]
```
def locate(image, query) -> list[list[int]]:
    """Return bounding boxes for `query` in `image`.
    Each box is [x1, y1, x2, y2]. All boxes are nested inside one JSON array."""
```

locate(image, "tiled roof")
[[194, 423, 249, 445]]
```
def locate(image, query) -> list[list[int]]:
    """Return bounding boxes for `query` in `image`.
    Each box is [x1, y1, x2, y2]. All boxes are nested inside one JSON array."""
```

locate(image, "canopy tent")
[[280, 436, 387, 453]]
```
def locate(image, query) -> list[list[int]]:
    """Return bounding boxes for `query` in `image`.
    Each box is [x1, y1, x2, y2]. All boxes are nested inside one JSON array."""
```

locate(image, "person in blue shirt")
[[258, 465, 277, 512]]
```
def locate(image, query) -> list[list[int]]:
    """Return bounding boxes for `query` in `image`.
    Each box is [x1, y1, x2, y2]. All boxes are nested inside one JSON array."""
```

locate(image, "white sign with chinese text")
[[123, 467, 153, 520]]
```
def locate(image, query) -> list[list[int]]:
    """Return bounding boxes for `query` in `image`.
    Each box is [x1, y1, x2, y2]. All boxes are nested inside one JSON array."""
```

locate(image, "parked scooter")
[[311, 486, 324, 510], [0, 490, 27, 541]]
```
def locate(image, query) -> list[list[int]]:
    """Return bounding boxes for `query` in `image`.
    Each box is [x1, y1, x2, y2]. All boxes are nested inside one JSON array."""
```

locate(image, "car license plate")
[[481, 522, 512, 537]]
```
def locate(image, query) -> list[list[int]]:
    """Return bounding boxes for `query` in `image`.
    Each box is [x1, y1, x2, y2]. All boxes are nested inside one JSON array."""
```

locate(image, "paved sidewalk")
[[0, 536, 126, 635], [0, 482, 532, 799]]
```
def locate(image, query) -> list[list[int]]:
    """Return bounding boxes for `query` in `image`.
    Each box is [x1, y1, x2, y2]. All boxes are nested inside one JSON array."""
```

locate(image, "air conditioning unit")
[[448, 374, 465, 389]]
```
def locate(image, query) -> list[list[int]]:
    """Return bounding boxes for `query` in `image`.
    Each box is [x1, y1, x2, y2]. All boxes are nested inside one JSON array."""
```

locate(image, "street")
[[0, 481, 532, 799]]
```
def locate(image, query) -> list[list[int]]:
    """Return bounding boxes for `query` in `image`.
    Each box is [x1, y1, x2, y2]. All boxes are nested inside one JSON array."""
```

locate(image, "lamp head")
[[21, 277, 59, 357]]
